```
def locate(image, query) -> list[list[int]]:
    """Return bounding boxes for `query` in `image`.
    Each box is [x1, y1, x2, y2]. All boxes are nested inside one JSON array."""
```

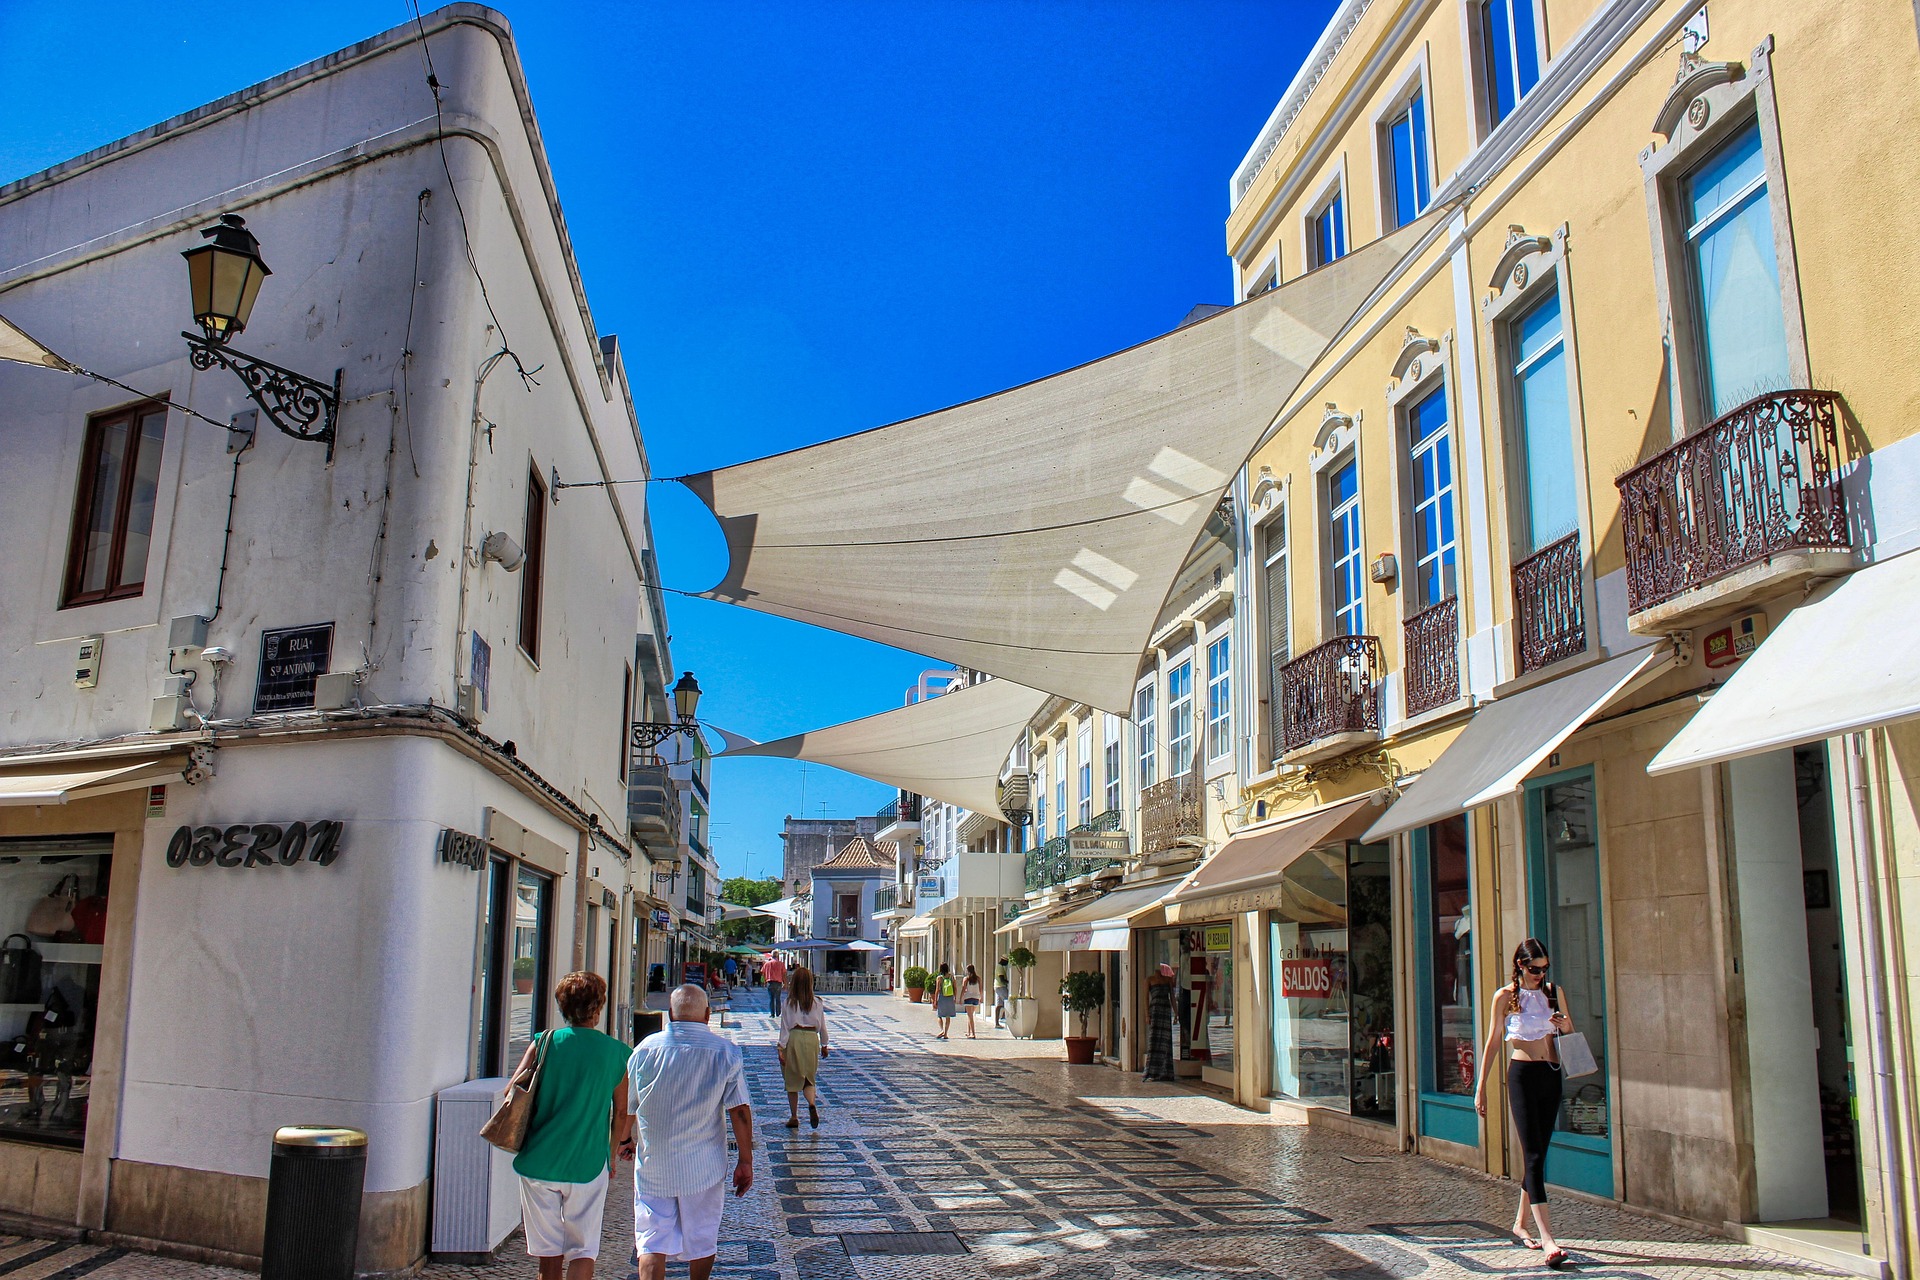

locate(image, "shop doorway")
[[1795, 746, 1862, 1222], [1412, 815, 1477, 1147], [1143, 925, 1233, 1085]]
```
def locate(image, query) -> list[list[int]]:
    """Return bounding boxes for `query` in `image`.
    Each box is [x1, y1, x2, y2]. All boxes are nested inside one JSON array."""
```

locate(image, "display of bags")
[[0, 934, 42, 1004], [478, 1031, 550, 1153], [25, 875, 79, 939], [70, 895, 108, 945]]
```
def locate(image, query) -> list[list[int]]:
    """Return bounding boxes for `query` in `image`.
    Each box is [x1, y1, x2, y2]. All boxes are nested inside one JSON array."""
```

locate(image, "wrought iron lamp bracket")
[[632, 720, 699, 751], [184, 333, 340, 459]]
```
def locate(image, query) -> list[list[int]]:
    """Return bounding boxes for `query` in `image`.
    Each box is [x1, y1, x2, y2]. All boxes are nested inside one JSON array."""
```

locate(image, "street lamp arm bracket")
[[185, 332, 340, 459]]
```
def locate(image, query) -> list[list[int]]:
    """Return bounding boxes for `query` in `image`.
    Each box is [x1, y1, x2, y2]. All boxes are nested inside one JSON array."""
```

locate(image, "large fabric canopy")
[[717, 678, 1048, 821], [1648, 549, 1920, 775], [682, 209, 1446, 712], [0, 313, 74, 371]]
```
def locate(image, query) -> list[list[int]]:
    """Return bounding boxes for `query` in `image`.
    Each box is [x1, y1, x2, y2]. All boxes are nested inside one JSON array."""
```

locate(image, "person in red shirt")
[[762, 953, 788, 1017]]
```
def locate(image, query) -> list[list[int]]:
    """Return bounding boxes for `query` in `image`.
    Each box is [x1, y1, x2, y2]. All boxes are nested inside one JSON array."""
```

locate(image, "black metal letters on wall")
[[165, 821, 343, 868], [437, 829, 489, 870]]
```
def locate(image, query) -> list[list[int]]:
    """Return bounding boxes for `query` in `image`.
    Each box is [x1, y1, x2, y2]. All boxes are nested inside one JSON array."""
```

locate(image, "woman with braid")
[[1473, 938, 1576, 1269]]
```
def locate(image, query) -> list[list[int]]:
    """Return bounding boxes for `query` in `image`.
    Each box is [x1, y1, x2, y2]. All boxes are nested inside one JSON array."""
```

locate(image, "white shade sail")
[[682, 209, 1445, 713], [1648, 550, 1920, 775], [717, 678, 1047, 822], [0, 313, 74, 371]]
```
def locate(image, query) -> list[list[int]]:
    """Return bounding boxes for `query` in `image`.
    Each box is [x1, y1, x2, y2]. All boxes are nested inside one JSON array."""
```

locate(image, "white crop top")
[[1505, 986, 1558, 1041]]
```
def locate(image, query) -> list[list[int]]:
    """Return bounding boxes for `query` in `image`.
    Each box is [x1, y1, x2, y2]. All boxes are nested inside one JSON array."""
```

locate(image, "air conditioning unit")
[[431, 1079, 521, 1261]]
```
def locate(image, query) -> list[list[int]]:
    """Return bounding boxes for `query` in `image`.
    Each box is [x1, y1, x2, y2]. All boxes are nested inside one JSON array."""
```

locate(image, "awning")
[[1361, 644, 1674, 842], [1036, 879, 1182, 951], [897, 915, 935, 937], [753, 895, 801, 922], [0, 757, 182, 806], [1649, 550, 1920, 775], [718, 678, 1045, 821], [1166, 794, 1382, 920], [681, 210, 1447, 714], [0, 313, 74, 371], [994, 897, 1076, 936]]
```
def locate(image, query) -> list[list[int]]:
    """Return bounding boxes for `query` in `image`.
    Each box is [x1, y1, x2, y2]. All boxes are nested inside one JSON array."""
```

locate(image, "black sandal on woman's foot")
[[1544, 1249, 1569, 1269], [808, 1103, 820, 1128]]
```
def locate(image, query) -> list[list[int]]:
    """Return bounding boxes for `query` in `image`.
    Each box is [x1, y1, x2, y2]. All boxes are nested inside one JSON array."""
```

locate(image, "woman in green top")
[[512, 971, 634, 1278]]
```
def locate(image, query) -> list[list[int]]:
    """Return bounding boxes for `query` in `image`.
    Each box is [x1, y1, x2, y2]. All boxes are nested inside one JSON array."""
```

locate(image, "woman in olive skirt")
[[778, 967, 829, 1128]]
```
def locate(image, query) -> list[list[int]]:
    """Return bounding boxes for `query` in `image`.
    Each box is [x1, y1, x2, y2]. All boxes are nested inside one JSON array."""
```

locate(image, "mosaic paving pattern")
[[19, 991, 1855, 1279]]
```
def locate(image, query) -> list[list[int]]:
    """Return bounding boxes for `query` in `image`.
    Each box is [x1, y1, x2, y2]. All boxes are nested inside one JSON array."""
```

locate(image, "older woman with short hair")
[[512, 971, 634, 1280]]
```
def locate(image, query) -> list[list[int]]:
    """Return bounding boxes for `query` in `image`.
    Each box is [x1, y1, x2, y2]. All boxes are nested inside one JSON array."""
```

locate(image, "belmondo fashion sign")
[[1279, 957, 1334, 999]]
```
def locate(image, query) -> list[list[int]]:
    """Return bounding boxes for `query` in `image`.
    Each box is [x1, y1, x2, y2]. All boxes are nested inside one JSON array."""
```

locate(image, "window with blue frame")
[[1205, 635, 1231, 762], [1055, 762, 1068, 839], [1385, 92, 1432, 230], [1479, 0, 1542, 129], [1405, 386, 1457, 609], [1684, 121, 1793, 418], [1077, 721, 1093, 827], [1167, 661, 1195, 776], [1511, 289, 1580, 552], [1310, 191, 1347, 268], [1034, 753, 1047, 841], [1327, 459, 1365, 636], [1103, 716, 1122, 813]]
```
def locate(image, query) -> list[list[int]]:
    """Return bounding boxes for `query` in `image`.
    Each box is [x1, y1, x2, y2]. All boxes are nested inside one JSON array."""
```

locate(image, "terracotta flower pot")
[[907, 987, 925, 1003], [514, 977, 534, 995], [1064, 1036, 1097, 1065]]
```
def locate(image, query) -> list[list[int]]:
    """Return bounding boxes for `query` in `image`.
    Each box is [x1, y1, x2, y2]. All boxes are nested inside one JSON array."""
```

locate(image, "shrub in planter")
[[1005, 947, 1040, 1037], [1060, 969, 1106, 1064], [512, 955, 536, 995], [903, 965, 932, 1002]]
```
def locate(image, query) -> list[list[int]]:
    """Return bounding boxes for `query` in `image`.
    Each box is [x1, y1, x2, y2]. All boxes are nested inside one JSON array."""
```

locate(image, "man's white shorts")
[[634, 1181, 726, 1262], [518, 1168, 610, 1262]]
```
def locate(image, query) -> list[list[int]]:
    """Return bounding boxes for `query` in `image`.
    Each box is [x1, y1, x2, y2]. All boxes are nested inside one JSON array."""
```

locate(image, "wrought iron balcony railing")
[[1512, 531, 1585, 675], [1277, 634, 1383, 756], [878, 792, 923, 824], [1402, 596, 1460, 717], [627, 761, 681, 849], [873, 885, 899, 913], [1023, 833, 1124, 892], [1617, 389, 1850, 615], [1141, 774, 1203, 854]]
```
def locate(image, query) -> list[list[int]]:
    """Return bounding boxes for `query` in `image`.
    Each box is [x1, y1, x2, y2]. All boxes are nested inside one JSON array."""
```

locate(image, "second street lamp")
[[634, 671, 703, 751], [180, 214, 341, 458]]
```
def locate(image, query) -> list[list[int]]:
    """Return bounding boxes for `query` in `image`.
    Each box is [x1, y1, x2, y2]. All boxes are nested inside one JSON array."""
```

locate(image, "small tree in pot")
[[1060, 968, 1106, 1064], [512, 955, 536, 995], [1006, 947, 1040, 1038], [903, 965, 932, 1003]]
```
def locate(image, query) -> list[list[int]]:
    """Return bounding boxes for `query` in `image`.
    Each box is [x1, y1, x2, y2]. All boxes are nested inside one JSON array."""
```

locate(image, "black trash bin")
[[262, 1125, 367, 1280], [634, 1009, 664, 1043]]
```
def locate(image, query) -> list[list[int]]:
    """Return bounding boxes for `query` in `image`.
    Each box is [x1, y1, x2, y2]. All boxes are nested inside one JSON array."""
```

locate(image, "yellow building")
[[1203, 0, 1920, 1272]]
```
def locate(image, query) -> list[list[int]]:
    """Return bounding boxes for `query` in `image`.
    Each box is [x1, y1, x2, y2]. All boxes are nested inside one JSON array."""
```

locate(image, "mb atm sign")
[[254, 622, 335, 712]]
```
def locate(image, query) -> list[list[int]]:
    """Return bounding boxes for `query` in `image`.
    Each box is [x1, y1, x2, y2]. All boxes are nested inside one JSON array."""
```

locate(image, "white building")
[[0, 7, 673, 1267]]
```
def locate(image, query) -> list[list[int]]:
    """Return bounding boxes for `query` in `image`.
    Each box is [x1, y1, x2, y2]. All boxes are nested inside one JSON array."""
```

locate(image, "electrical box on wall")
[[150, 695, 189, 733], [74, 634, 103, 688], [455, 682, 484, 725], [1370, 553, 1398, 584], [168, 614, 208, 656], [314, 672, 356, 711]]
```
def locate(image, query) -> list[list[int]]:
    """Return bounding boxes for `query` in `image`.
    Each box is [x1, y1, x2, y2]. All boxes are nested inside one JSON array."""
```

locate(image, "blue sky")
[[0, 0, 1337, 882]]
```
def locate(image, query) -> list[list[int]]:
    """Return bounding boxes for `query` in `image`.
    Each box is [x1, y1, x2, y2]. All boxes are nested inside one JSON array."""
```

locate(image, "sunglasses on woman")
[[1524, 962, 1551, 974]]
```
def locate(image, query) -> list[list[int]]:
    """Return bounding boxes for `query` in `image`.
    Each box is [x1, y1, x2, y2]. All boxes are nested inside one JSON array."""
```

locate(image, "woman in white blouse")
[[777, 966, 829, 1129]]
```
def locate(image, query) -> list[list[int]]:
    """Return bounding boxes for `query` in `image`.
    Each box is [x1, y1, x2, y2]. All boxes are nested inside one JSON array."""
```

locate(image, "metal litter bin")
[[634, 1009, 664, 1042], [262, 1125, 367, 1280]]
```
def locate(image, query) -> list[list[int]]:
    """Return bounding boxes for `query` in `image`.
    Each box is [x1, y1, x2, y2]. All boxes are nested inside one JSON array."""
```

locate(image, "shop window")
[[1476, 0, 1543, 131], [1144, 924, 1235, 1076], [63, 401, 168, 608], [1076, 721, 1093, 827], [1383, 90, 1432, 231], [1103, 716, 1122, 814], [1414, 815, 1477, 1145], [1166, 661, 1195, 776], [1326, 458, 1365, 637], [1683, 122, 1792, 418], [1134, 686, 1158, 790], [506, 865, 554, 1067], [519, 463, 548, 661], [1510, 289, 1579, 551], [1205, 634, 1232, 763], [1309, 190, 1347, 268], [1404, 386, 1458, 609], [0, 838, 112, 1148], [1268, 839, 1397, 1122]]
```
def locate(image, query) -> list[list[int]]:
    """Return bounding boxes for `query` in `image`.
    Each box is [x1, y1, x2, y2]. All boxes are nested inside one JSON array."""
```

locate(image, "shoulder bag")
[[0, 935, 41, 1004], [1549, 983, 1599, 1078], [480, 1031, 551, 1152]]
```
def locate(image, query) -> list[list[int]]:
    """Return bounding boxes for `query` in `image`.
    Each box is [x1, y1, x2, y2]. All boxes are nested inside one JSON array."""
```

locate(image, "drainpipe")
[[571, 821, 594, 971], [1844, 732, 1909, 1279]]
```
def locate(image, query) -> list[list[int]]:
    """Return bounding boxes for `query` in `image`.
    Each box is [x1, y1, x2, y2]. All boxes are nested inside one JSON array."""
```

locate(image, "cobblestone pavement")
[[8, 990, 1850, 1280]]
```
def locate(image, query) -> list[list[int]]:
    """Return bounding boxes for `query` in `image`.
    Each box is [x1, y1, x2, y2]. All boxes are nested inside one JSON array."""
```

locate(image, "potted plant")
[[1060, 968, 1106, 1064], [1006, 947, 1039, 1038], [903, 965, 931, 1003], [512, 955, 536, 995]]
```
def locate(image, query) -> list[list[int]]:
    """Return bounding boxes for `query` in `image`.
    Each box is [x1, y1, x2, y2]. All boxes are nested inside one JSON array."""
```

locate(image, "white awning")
[[0, 313, 73, 371], [0, 757, 182, 806], [1037, 879, 1182, 951], [1649, 550, 1920, 775], [681, 210, 1446, 713], [1362, 645, 1674, 842], [717, 678, 1048, 821], [897, 914, 935, 937]]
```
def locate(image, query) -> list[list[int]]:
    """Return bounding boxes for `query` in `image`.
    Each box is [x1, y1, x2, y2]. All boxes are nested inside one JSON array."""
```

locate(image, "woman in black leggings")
[[1474, 938, 1576, 1269]]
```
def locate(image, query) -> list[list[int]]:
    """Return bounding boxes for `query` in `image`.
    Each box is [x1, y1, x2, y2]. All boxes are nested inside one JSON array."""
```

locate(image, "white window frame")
[[1372, 54, 1436, 234], [1034, 750, 1048, 840], [1324, 453, 1365, 638], [1166, 658, 1195, 778], [1301, 165, 1350, 270], [1251, 478, 1291, 769], [1464, 0, 1549, 141], [1205, 630, 1232, 765], [1103, 715, 1122, 814], [1076, 720, 1094, 828], [1135, 680, 1159, 791]]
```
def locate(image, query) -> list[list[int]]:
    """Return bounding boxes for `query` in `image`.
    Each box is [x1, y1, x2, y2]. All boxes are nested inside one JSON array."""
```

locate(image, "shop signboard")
[[437, 828, 488, 870], [254, 622, 334, 712], [164, 820, 343, 867], [1279, 956, 1335, 998], [1203, 925, 1232, 952], [651, 908, 671, 927], [917, 874, 944, 897]]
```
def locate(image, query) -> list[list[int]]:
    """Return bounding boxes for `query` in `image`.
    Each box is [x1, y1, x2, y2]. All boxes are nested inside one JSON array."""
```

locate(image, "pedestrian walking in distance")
[[1474, 938, 1577, 1269], [931, 963, 958, 1039], [762, 952, 788, 1018], [510, 972, 634, 1279], [628, 984, 754, 1280], [777, 966, 829, 1129], [960, 964, 985, 1038], [993, 957, 1010, 1028], [723, 954, 738, 990]]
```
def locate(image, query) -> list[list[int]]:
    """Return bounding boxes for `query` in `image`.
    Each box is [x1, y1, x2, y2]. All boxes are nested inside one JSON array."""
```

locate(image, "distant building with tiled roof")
[[814, 836, 900, 874]]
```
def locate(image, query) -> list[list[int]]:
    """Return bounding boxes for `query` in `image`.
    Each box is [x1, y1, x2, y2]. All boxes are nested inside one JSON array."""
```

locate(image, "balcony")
[[1513, 532, 1586, 676], [1277, 635, 1383, 763], [873, 884, 899, 914], [1402, 596, 1460, 717], [1141, 775, 1203, 856], [1024, 833, 1121, 893], [827, 919, 862, 940], [1618, 389, 1852, 633], [627, 761, 680, 856]]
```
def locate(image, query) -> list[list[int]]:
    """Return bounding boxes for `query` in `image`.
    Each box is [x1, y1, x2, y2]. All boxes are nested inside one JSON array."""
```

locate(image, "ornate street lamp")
[[633, 671, 703, 751], [181, 214, 341, 458]]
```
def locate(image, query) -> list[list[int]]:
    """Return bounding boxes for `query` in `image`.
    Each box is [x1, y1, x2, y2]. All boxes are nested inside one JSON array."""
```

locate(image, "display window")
[[1413, 815, 1478, 1146], [1267, 840, 1397, 1122], [507, 866, 554, 1066], [0, 838, 112, 1148], [1143, 925, 1234, 1076]]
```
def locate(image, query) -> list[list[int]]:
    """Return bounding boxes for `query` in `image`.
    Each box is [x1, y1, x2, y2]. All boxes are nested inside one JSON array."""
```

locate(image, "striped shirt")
[[627, 1020, 751, 1196]]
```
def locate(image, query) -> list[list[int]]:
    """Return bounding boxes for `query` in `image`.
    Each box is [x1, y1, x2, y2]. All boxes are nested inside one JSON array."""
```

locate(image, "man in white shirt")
[[628, 984, 754, 1280]]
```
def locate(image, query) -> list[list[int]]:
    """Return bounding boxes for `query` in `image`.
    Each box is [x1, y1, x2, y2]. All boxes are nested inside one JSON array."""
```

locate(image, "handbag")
[[479, 1032, 551, 1153], [25, 876, 79, 939], [71, 895, 109, 946], [0, 935, 42, 1004], [1556, 1031, 1599, 1078]]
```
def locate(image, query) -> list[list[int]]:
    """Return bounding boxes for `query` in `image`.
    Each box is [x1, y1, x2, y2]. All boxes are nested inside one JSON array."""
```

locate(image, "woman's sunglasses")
[[1524, 962, 1551, 974]]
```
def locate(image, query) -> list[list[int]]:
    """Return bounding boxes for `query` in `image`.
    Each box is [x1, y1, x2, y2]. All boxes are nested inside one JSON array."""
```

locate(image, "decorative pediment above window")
[[1487, 226, 1554, 294], [1652, 52, 1744, 139], [1250, 466, 1286, 519], [1311, 403, 1360, 471], [1388, 327, 1441, 386]]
